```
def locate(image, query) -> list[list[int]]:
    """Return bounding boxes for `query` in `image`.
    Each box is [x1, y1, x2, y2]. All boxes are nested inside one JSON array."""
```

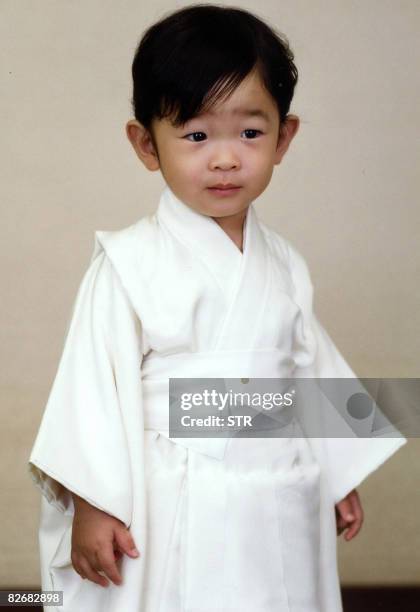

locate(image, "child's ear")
[[125, 120, 160, 171], [274, 114, 300, 165]]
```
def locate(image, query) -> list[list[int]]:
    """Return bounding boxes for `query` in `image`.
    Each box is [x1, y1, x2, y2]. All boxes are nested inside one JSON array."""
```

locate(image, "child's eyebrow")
[[205, 107, 271, 123]]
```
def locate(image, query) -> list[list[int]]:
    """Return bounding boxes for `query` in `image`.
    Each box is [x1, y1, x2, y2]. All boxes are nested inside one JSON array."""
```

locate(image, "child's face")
[[126, 68, 299, 218]]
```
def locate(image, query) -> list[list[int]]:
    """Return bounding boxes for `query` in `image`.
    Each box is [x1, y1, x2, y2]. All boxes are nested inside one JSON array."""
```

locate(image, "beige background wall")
[[1, 0, 419, 587]]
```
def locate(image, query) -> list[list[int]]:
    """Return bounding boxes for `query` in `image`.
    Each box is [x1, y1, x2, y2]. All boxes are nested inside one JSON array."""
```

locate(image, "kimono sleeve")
[[287, 242, 408, 504], [28, 250, 133, 527]]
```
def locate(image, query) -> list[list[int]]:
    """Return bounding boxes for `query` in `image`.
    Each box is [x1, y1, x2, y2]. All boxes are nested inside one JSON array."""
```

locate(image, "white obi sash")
[[141, 347, 296, 459]]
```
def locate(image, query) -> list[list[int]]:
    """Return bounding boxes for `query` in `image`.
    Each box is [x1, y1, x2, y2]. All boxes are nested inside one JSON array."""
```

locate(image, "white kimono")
[[28, 185, 407, 612]]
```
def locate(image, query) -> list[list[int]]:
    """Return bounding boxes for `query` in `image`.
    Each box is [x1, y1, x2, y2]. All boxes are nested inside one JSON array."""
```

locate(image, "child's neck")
[[212, 207, 248, 253]]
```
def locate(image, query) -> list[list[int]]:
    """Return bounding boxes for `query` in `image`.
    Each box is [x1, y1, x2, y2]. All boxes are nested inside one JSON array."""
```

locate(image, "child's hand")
[[70, 493, 140, 588], [335, 488, 364, 541]]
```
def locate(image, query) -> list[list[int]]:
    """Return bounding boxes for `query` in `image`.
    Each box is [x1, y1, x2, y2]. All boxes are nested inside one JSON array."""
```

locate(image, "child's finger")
[[350, 489, 364, 523], [336, 497, 355, 523], [335, 493, 361, 538], [96, 543, 123, 586], [78, 557, 109, 588], [335, 510, 347, 532], [342, 498, 363, 540], [114, 526, 140, 558], [344, 516, 362, 541], [345, 490, 364, 539]]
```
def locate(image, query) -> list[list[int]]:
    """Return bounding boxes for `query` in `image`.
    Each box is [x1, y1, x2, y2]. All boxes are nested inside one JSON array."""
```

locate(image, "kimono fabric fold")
[[29, 184, 407, 612]]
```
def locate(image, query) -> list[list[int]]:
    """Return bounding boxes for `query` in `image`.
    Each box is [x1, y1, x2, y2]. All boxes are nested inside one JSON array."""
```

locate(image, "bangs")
[[155, 15, 258, 126]]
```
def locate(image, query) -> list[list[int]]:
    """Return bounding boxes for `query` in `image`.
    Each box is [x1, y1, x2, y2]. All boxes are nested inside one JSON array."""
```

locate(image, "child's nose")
[[209, 149, 241, 171]]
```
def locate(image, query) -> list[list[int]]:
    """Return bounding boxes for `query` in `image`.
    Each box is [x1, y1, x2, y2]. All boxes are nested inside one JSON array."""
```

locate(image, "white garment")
[[29, 185, 407, 612]]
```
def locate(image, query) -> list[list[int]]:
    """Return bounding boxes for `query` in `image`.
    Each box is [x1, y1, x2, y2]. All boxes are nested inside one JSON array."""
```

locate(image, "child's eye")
[[241, 129, 263, 139], [184, 132, 207, 142]]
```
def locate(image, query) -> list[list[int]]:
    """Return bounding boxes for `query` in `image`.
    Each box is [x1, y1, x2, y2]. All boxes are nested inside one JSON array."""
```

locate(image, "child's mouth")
[[207, 186, 242, 196]]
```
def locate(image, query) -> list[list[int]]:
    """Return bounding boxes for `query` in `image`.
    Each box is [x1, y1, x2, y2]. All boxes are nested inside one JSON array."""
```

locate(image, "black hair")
[[130, 4, 298, 136]]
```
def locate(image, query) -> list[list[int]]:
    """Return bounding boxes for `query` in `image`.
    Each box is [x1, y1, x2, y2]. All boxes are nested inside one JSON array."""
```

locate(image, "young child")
[[29, 5, 406, 611]]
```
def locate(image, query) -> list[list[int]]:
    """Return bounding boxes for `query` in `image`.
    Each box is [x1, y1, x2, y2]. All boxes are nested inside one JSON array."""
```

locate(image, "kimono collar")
[[155, 185, 271, 346], [156, 184, 255, 267]]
